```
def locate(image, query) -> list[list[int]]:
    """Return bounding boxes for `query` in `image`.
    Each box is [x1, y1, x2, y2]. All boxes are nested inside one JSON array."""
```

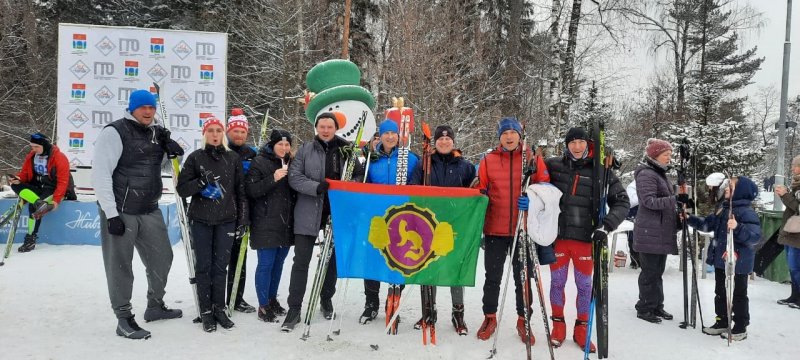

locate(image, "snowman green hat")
[[304, 59, 376, 125]]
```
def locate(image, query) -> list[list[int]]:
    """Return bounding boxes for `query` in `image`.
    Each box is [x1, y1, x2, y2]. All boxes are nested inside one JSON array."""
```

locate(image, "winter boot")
[[213, 306, 235, 329], [653, 308, 674, 320], [116, 316, 151, 339], [790, 300, 800, 309], [702, 317, 728, 336], [636, 311, 662, 324], [777, 286, 799, 305], [360, 301, 379, 325], [451, 305, 468, 336], [268, 298, 286, 316], [143, 301, 183, 322], [476, 313, 497, 340], [723, 323, 747, 341], [18, 234, 37, 253], [573, 320, 596, 353], [320, 297, 335, 320], [234, 299, 256, 313], [516, 316, 535, 345], [281, 307, 301, 332], [414, 309, 438, 330], [550, 316, 566, 347], [201, 311, 217, 332], [258, 305, 278, 323]]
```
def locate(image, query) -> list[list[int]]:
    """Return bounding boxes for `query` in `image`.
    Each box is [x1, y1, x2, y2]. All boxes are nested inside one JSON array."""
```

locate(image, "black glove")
[[156, 127, 172, 144], [316, 180, 330, 195], [164, 140, 184, 159], [198, 170, 217, 187], [107, 216, 125, 236], [592, 228, 608, 243], [676, 194, 694, 210], [235, 225, 248, 239]]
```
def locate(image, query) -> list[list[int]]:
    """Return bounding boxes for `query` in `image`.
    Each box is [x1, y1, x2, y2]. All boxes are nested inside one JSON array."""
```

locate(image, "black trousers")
[[364, 280, 404, 306], [714, 268, 749, 327], [191, 220, 235, 312], [227, 233, 247, 307], [482, 235, 533, 317], [636, 252, 667, 313], [287, 234, 337, 309]]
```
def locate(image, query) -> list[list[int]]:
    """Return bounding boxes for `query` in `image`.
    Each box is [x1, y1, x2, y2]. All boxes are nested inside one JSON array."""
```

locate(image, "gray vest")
[[106, 119, 164, 214]]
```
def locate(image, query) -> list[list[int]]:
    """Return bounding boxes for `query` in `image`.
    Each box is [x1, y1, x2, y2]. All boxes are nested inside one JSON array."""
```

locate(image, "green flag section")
[[328, 180, 488, 287]]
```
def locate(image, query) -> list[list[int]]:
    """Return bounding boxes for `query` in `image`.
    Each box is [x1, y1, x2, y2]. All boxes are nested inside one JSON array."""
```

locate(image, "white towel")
[[526, 183, 563, 246]]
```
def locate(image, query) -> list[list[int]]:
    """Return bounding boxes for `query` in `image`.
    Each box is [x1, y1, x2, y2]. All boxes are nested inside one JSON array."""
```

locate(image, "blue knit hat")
[[127, 90, 157, 113], [497, 117, 522, 138], [378, 119, 399, 136]]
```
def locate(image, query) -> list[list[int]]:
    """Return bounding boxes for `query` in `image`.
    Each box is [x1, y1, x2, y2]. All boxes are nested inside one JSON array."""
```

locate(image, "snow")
[[0, 239, 797, 360]]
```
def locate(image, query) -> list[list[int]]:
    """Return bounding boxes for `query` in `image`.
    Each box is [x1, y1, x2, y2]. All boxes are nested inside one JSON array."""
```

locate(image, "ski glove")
[[316, 180, 330, 195], [197, 170, 219, 188], [107, 216, 125, 236], [163, 140, 184, 159], [676, 194, 693, 208], [200, 183, 223, 200], [517, 195, 529, 211], [235, 225, 248, 239], [592, 228, 608, 243]]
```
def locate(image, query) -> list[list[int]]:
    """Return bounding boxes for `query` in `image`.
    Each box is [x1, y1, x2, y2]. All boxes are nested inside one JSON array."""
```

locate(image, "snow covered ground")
[[1, 239, 797, 360]]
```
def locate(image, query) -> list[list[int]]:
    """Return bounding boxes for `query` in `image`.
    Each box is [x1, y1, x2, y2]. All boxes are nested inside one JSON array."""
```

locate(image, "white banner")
[[56, 23, 228, 167]]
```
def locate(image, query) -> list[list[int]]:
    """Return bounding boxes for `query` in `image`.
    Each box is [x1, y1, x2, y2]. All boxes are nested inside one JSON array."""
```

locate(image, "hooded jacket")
[[245, 145, 295, 249], [16, 145, 73, 204]]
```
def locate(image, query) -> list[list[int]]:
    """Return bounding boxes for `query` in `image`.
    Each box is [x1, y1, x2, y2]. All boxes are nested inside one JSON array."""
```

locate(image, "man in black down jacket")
[[544, 127, 629, 351]]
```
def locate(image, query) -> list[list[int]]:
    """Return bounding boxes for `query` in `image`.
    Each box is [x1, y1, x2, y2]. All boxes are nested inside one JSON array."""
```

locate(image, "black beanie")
[[30, 132, 52, 154], [434, 125, 455, 142], [315, 112, 340, 130], [268, 129, 293, 148], [564, 127, 589, 144]]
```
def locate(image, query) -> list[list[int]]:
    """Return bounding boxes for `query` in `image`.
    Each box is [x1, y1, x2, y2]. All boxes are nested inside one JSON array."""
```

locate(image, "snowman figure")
[[303, 59, 376, 143]]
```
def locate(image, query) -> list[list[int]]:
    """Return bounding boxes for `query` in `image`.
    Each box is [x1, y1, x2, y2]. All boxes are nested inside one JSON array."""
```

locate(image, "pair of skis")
[[0, 198, 25, 266], [586, 119, 610, 359], [418, 122, 437, 345], [677, 139, 705, 331], [300, 113, 367, 340]]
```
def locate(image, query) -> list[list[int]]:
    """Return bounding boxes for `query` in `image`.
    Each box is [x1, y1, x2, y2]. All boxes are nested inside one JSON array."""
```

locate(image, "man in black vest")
[[92, 89, 185, 339]]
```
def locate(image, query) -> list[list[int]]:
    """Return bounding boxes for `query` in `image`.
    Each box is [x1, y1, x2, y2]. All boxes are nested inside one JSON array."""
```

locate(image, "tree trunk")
[[561, 0, 582, 127]]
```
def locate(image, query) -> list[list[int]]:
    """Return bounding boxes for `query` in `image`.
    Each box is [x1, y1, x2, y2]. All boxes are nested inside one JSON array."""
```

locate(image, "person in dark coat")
[[408, 125, 475, 335], [281, 113, 364, 332], [545, 127, 629, 351], [245, 129, 296, 323], [225, 108, 258, 314], [688, 176, 761, 340], [633, 138, 682, 324], [775, 155, 800, 309], [176, 116, 249, 333]]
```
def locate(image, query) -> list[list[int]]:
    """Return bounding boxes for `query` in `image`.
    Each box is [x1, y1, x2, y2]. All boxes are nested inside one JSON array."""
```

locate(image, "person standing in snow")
[[359, 119, 419, 326], [281, 113, 364, 332], [9, 132, 76, 252], [474, 117, 552, 345], [92, 89, 185, 340], [245, 129, 296, 322], [225, 108, 258, 314], [687, 176, 761, 341], [633, 138, 685, 324], [408, 125, 473, 335], [774, 155, 800, 309], [176, 116, 249, 332], [545, 127, 629, 352]]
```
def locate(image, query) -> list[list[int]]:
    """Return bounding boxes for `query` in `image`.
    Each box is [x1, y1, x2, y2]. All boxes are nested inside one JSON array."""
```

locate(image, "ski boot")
[[321, 297, 335, 320], [214, 305, 235, 329], [516, 316, 535, 345], [702, 317, 728, 336], [234, 299, 256, 313], [143, 300, 183, 322], [777, 286, 798, 305], [654, 308, 674, 320], [116, 316, 151, 339], [723, 324, 747, 341], [476, 313, 497, 340], [574, 319, 596, 353], [258, 305, 278, 323], [268, 298, 286, 316], [281, 307, 301, 332], [359, 301, 379, 325], [451, 305, 468, 336], [550, 316, 566, 347], [201, 311, 217, 333], [18, 234, 37, 253]]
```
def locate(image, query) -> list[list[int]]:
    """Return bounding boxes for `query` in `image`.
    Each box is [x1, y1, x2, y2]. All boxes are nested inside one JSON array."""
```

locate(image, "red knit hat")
[[226, 108, 249, 133], [202, 116, 224, 134], [645, 138, 673, 159]]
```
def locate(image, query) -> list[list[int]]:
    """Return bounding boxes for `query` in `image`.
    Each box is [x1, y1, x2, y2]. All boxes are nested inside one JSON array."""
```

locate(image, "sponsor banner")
[[57, 23, 228, 167], [0, 199, 180, 246]]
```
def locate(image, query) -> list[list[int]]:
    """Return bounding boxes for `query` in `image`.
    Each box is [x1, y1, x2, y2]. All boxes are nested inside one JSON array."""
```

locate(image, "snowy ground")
[[1, 239, 797, 360]]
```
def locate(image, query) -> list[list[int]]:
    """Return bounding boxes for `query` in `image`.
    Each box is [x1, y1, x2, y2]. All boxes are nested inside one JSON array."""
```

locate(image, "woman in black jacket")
[[245, 130, 296, 323], [177, 117, 248, 332]]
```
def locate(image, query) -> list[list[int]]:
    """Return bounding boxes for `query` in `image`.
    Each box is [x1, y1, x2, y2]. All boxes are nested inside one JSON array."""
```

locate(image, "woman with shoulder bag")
[[775, 155, 800, 309]]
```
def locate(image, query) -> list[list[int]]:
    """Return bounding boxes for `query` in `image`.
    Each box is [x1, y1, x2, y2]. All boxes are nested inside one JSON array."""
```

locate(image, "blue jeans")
[[787, 246, 800, 292], [255, 247, 290, 306]]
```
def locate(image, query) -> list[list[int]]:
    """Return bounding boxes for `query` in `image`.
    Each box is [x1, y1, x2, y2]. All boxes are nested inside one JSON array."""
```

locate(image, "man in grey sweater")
[[92, 89, 184, 339]]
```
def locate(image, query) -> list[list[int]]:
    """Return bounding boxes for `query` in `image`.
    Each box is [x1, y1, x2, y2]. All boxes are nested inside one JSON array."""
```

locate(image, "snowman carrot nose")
[[332, 111, 347, 129]]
